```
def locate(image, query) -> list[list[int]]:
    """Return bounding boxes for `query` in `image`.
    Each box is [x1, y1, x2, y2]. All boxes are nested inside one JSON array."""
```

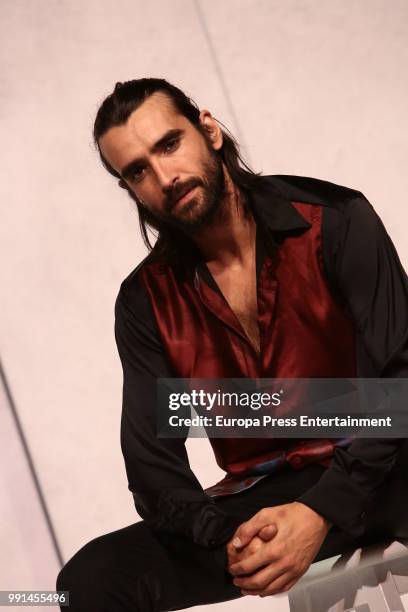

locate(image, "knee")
[[55, 536, 113, 611], [55, 533, 171, 612]]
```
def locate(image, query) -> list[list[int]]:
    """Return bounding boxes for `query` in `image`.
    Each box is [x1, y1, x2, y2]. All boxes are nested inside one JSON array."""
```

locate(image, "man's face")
[[98, 92, 226, 233]]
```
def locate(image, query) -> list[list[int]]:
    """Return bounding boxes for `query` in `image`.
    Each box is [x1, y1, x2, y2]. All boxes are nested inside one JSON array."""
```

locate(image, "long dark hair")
[[93, 78, 265, 268]]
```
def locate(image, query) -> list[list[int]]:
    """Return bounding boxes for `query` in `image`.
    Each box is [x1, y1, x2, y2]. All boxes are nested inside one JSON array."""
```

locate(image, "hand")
[[227, 524, 277, 568], [228, 502, 332, 597]]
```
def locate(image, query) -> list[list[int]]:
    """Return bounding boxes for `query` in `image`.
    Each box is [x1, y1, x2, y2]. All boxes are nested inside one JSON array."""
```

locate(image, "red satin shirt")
[[115, 175, 408, 545]]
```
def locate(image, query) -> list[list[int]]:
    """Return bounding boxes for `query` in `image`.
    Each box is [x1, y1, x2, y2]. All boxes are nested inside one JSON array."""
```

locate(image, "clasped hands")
[[227, 501, 331, 597]]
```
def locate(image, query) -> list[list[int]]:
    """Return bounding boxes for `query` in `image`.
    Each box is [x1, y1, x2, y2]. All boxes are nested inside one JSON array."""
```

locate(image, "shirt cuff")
[[208, 512, 244, 546], [296, 466, 372, 538]]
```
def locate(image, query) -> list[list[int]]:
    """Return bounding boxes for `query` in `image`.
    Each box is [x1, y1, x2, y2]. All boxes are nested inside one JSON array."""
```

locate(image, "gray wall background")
[[1, 1, 407, 610]]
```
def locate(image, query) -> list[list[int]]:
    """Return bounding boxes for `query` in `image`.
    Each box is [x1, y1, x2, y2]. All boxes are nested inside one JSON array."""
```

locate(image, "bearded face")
[[137, 137, 227, 233], [98, 92, 230, 238]]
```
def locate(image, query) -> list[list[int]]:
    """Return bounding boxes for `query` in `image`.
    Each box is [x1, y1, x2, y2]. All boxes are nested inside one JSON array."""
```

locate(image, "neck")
[[189, 169, 256, 270]]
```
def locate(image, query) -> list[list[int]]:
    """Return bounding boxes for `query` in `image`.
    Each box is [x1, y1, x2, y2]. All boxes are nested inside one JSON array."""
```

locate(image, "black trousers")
[[56, 447, 408, 612]]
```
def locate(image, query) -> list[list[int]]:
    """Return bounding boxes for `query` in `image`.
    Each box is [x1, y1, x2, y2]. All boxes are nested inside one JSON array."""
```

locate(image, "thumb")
[[258, 524, 278, 541], [232, 510, 275, 548]]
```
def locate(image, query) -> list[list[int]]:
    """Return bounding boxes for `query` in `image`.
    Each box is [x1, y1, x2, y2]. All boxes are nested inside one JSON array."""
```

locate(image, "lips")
[[173, 185, 197, 207]]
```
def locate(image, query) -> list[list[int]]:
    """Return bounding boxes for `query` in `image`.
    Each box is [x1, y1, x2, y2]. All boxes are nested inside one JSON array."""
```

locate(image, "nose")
[[152, 159, 179, 193]]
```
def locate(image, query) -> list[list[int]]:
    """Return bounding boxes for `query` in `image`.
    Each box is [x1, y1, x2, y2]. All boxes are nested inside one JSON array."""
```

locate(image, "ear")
[[198, 109, 223, 150]]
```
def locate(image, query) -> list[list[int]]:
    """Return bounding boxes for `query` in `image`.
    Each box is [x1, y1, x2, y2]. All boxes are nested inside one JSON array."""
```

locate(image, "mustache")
[[164, 179, 202, 211]]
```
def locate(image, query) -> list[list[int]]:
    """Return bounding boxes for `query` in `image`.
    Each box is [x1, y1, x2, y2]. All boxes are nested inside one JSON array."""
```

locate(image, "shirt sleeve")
[[296, 193, 408, 537], [115, 275, 239, 549]]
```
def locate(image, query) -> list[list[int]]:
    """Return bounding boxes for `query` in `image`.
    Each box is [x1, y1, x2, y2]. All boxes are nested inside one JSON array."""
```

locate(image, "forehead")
[[98, 92, 191, 172]]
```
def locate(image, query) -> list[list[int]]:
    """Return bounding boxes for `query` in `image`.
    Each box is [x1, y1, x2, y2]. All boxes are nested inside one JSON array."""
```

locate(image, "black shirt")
[[114, 174, 408, 547]]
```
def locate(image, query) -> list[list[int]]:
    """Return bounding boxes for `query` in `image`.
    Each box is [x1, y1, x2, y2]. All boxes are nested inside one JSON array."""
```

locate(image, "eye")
[[164, 137, 179, 153], [129, 166, 145, 182]]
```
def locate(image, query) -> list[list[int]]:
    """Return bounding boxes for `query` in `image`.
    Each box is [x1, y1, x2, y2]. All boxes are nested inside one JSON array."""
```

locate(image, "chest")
[[208, 264, 261, 355], [140, 203, 356, 379]]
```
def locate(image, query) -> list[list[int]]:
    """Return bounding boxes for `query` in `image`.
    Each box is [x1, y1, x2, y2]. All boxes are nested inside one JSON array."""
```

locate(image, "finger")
[[227, 550, 242, 567], [258, 524, 277, 541], [233, 562, 288, 591], [280, 576, 299, 593], [257, 574, 300, 597], [227, 541, 238, 561], [227, 537, 249, 559], [229, 545, 280, 576], [239, 571, 294, 597], [227, 546, 253, 569], [232, 511, 275, 548]]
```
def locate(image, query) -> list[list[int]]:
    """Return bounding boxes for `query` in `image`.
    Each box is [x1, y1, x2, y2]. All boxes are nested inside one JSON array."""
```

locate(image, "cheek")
[[131, 180, 158, 203], [134, 184, 167, 215], [177, 143, 206, 174]]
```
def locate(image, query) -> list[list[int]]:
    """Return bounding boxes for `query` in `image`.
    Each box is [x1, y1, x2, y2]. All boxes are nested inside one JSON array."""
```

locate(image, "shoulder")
[[264, 173, 366, 210], [265, 173, 379, 239], [115, 252, 155, 323], [114, 253, 166, 354]]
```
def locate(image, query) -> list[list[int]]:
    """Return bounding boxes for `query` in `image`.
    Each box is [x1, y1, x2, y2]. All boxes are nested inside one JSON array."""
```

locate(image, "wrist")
[[294, 501, 332, 532]]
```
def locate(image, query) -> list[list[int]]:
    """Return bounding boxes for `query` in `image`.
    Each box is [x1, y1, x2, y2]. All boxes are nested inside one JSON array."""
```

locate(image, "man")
[[57, 78, 408, 611]]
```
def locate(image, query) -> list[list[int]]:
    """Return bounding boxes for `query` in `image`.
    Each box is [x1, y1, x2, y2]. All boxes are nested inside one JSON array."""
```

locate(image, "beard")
[[138, 145, 227, 234]]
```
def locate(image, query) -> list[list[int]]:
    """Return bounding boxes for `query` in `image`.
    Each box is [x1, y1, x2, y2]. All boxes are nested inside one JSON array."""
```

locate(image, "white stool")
[[288, 539, 408, 612], [185, 540, 408, 611]]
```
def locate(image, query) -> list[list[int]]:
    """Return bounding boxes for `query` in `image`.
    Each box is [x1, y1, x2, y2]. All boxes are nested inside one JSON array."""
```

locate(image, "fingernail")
[[232, 537, 242, 548]]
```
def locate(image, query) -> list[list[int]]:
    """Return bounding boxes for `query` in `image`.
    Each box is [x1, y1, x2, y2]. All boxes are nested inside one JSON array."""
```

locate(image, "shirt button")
[[360, 511, 367, 519]]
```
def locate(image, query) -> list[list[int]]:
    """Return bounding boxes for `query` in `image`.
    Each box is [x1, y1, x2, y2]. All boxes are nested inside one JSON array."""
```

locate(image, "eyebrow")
[[120, 128, 184, 179]]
